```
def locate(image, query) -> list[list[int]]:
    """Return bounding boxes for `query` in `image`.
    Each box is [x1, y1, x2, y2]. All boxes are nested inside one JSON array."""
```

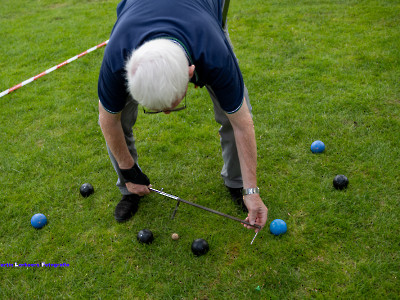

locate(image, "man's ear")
[[189, 65, 195, 79]]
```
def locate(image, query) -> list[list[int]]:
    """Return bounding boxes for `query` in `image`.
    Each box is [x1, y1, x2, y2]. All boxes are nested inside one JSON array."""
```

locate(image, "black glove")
[[120, 164, 150, 186]]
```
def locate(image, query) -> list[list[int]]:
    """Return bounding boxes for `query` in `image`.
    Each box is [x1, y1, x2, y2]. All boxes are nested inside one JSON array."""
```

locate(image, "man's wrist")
[[118, 160, 135, 170]]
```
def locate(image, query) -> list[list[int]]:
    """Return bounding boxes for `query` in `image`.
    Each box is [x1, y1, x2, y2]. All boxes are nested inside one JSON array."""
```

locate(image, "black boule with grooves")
[[137, 229, 154, 244], [80, 183, 94, 197], [333, 175, 349, 190], [191, 238, 209, 256]]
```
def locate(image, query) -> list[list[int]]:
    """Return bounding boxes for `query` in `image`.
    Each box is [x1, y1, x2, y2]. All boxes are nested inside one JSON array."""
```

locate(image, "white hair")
[[125, 39, 189, 110]]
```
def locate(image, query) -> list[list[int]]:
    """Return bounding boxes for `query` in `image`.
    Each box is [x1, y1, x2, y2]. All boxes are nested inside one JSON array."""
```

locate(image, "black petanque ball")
[[137, 229, 154, 244], [80, 183, 94, 197], [333, 175, 349, 190], [191, 238, 209, 256]]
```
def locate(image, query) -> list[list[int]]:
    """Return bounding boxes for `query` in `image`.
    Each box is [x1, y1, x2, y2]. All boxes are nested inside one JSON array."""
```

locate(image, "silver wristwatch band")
[[242, 187, 260, 195]]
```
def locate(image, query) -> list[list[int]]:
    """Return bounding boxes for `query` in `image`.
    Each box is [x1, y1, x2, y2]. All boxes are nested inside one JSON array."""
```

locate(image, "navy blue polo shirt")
[[98, 0, 244, 114]]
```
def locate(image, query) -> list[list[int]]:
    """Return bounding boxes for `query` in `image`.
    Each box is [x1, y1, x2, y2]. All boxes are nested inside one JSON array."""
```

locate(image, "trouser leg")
[[207, 85, 252, 189], [105, 97, 139, 195], [206, 0, 253, 188]]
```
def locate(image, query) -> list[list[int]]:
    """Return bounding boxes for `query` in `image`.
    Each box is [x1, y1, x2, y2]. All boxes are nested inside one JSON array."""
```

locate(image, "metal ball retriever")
[[149, 187, 261, 244]]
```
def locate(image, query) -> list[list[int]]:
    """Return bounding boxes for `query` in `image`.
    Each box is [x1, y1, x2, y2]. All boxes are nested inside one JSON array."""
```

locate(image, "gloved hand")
[[120, 164, 150, 186]]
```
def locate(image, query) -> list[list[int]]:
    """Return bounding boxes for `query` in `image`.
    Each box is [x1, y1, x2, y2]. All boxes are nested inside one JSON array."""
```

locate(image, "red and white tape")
[[0, 40, 109, 98]]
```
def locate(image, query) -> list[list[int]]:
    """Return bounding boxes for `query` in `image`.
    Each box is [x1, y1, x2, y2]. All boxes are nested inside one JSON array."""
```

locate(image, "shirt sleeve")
[[97, 58, 128, 114], [207, 50, 244, 114]]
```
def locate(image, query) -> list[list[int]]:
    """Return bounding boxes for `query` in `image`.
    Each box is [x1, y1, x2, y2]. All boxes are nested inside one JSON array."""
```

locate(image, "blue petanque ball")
[[311, 140, 325, 153], [31, 213, 47, 229], [270, 219, 287, 236]]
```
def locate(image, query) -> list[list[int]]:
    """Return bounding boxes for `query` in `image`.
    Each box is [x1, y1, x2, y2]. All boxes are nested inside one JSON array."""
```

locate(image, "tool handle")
[[150, 187, 261, 229]]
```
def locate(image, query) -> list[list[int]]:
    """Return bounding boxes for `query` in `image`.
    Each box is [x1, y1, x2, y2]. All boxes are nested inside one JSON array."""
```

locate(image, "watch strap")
[[242, 187, 260, 195]]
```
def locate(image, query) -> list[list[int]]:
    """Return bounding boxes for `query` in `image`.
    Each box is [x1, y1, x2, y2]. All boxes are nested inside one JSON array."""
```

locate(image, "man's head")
[[125, 39, 191, 111]]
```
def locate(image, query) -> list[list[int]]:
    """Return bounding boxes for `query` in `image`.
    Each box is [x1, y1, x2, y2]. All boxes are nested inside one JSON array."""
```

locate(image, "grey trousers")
[[107, 0, 252, 194], [106, 99, 140, 195]]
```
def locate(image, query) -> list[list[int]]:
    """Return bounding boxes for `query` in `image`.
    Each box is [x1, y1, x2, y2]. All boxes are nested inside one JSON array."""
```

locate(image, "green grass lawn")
[[1, 0, 399, 298]]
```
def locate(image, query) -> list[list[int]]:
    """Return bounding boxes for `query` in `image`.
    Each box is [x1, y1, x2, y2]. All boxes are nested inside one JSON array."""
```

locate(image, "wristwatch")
[[242, 187, 260, 195]]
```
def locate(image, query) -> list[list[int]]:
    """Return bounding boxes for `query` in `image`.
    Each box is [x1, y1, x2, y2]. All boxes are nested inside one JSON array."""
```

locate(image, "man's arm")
[[98, 101, 150, 196], [226, 99, 268, 231]]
